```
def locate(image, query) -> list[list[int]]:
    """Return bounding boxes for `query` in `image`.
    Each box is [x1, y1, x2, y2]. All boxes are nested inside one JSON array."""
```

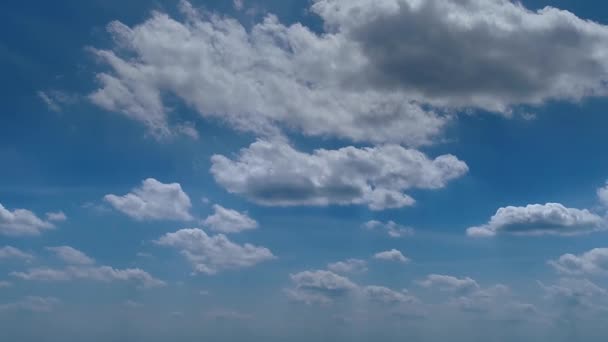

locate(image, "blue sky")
[[3, 0, 608, 341]]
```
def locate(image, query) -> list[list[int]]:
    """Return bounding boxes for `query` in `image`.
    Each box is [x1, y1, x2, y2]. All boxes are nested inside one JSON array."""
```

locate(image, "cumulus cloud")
[[0, 296, 60, 313], [540, 278, 607, 310], [363, 220, 414, 238], [466, 203, 605, 237], [598, 182, 608, 207], [104, 178, 193, 221], [418, 274, 480, 294], [202, 205, 258, 233], [156, 228, 275, 274], [327, 259, 368, 274], [11, 266, 165, 288], [549, 248, 608, 276], [0, 203, 57, 236], [373, 249, 409, 263], [211, 140, 467, 210], [286, 270, 358, 304], [362, 286, 417, 305], [89, 1, 608, 144], [0, 246, 34, 262], [46, 246, 95, 265]]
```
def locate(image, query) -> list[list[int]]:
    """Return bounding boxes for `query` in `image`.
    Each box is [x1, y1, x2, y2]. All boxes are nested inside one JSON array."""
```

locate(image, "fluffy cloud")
[[46, 246, 95, 265], [211, 140, 467, 210], [418, 274, 480, 294], [363, 220, 414, 238], [540, 278, 607, 310], [327, 259, 368, 274], [467, 203, 605, 237], [0, 296, 60, 313], [598, 182, 608, 207], [286, 270, 358, 304], [0, 246, 34, 262], [0, 203, 56, 236], [156, 228, 275, 274], [11, 266, 165, 288], [89, 1, 608, 144], [202, 205, 258, 233], [549, 248, 608, 276], [362, 286, 417, 305], [104, 178, 193, 221], [373, 249, 409, 263]]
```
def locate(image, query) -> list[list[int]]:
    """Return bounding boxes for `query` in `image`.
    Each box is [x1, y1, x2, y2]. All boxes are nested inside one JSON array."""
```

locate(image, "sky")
[[2, 0, 608, 341]]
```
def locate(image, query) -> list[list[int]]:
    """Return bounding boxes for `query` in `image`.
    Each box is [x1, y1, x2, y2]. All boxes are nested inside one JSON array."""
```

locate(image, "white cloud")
[[104, 178, 193, 221], [37, 90, 76, 113], [45, 211, 67, 222], [0, 246, 34, 262], [89, 1, 608, 145], [467, 203, 605, 237], [211, 140, 467, 210], [0, 281, 12, 288], [46, 246, 95, 265], [549, 248, 608, 276], [373, 249, 409, 263], [287, 270, 358, 304], [327, 259, 368, 274], [363, 220, 414, 238], [598, 182, 608, 207], [418, 274, 480, 294], [156, 228, 275, 274], [362, 286, 417, 305], [0, 296, 60, 313], [202, 205, 258, 233], [0, 203, 56, 236], [11, 266, 165, 288], [540, 278, 607, 310]]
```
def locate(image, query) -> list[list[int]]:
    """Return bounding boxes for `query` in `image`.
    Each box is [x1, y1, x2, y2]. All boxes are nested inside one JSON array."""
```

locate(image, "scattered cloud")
[[202, 205, 258, 233], [104, 178, 193, 221], [467, 203, 605, 237], [0, 296, 60, 313], [11, 266, 165, 288], [287, 270, 358, 305], [211, 140, 467, 210], [46, 246, 95, 265], [550, 248, 608, 276], [0, 203, 56, 236], [327, 259, 368, 274], [156, 228, 275, 274], [37, 90, 76, 112], [362, 286, 417, 305], [373, 249, 409, 263], [540, 278, 607, 310], [0, 281, 12, 288], [0, 246, 34, 262], [418, 274, 480, 294], [598, 182, 608, 208], [45, 211, 67, 222], [363, 220, 414, 238]]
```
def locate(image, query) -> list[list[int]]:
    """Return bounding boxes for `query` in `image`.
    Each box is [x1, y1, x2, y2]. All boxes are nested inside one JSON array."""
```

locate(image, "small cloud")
[[373, 249, 409, 263]]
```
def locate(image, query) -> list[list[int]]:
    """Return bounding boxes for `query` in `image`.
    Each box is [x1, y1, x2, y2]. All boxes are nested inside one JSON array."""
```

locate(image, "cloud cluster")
[[211, 140, 467, 210], [156, 228, 275, 274], [104, 178, 193, 221], [89, 0, 608, 144], [363, 220, 414, 238], [202, 205, 258, 233], [467, 203, 605, 237], [550, 248, 608, 276], [0, 203, 56, 236]]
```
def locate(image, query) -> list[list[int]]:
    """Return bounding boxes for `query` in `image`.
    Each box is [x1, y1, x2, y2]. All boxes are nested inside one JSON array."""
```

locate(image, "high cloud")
[[156, 228, 275, 274], [550, 248, 608, 275], [0, 203, 56, 236], [363, 220, 414, 238], [104, 178, 193, 221], [467, 203, 605, 237], [202, 205, 258, 233], [374, 249, 409, 263], [89, 0, 608, 144], [211, 140, 467, 210]]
